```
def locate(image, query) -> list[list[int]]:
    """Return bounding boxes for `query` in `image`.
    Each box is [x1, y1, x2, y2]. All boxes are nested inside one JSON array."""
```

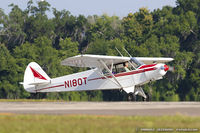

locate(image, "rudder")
[[22, 62, 51, 92]]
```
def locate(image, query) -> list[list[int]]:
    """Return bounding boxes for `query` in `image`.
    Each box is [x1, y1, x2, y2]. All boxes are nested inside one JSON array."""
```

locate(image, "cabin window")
[[102, 65, 117, 75], [102, 58, 144, 75], [114, 62, 135, 73]]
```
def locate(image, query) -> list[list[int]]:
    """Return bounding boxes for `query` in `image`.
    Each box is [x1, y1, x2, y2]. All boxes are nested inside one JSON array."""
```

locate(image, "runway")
[[0, 102, 200, 116]]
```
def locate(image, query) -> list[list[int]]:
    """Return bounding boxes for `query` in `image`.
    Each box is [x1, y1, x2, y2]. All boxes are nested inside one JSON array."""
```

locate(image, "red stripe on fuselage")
[[88, 67, 157, 81], [36, 84, 64, 92], [37, 65, 157, 91], [138, 64, 157, 69]]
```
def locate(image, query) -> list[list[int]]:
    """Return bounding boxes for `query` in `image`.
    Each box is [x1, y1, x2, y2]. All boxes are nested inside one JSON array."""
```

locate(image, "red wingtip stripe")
[[30, 66, 47, 80]]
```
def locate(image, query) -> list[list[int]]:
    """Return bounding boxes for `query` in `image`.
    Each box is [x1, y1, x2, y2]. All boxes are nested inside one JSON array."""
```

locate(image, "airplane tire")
[[127, 93, 137, 101], [127, 93, 132, 101], [132, 93, 137, 101], [143, 93, 152, 102], [147, 93, 152, 101]]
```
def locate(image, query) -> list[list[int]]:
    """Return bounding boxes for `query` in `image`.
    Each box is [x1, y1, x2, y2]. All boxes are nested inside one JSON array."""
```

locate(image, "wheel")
[[147, 93, 152, 101], [142, 93, 152, 101], [132, 93, 137, 101], [127, 93, 132, 101], [127, 93, 137, 101], [143, 97, 147, 101]]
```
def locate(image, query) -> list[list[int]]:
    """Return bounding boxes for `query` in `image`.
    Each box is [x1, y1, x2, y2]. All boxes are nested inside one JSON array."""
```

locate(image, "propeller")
[[168, 66, 175, 72], [162, 65, 175, 72]]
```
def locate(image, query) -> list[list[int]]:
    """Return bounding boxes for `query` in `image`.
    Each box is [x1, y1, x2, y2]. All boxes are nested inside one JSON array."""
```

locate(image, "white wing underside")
[[61, 54, 174, 68]]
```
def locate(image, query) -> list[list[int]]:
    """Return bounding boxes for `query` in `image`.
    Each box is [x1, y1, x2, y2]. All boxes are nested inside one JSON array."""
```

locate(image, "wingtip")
[[19, 82, 24, 85]]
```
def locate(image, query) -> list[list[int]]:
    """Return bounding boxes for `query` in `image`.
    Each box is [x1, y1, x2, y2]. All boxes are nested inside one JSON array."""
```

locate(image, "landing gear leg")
[[126, 87, 150, 102], [135, 87, 147, 100], [143, 89, 152, 101]]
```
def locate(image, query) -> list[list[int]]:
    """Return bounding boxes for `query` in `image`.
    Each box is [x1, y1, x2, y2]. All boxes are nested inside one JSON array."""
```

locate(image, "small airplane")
[[21, 54, 174, 101]]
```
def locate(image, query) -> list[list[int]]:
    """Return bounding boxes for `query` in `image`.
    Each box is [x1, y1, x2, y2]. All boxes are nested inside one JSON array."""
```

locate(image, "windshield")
[[130, 57, 144, 68]]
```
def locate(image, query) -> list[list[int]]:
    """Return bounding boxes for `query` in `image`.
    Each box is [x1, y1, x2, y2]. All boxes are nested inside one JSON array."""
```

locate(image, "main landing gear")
[[127, 93, 137, 101], [127, 87, 150, 101]]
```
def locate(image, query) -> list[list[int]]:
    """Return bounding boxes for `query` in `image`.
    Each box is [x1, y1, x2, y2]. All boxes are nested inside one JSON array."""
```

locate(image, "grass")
[[0, 114, 199, 133]]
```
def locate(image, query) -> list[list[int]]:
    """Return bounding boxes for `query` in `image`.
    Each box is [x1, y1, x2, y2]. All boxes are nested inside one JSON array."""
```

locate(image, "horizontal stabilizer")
[[28, 80, 50, 85], [19, 82, 24, 85], [20, 80, 50, 86]]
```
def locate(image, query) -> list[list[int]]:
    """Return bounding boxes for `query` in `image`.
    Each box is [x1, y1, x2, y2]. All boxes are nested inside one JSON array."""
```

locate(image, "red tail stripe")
[[30, 66, 47, 80]]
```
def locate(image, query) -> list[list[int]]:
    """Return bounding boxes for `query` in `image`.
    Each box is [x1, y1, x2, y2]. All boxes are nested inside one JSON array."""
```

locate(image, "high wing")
[[135, 57, 174, 65], [61, 54, 174, 68], [61, 54, 130, 68]]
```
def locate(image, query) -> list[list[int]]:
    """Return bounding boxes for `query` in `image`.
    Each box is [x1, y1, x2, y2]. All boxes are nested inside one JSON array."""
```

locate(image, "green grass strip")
[[0, 114, 199, 133]]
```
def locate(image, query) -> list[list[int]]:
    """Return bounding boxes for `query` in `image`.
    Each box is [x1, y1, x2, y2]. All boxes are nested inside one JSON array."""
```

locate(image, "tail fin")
[[21, 62, 51, 92]]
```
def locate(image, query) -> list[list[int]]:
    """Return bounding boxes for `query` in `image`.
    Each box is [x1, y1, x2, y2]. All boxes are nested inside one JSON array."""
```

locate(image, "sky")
[[0, 0, 177, 17]]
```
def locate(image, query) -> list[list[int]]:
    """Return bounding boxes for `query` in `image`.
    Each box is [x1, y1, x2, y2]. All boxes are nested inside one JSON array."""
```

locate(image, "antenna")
[[115, 47, 123, 57]]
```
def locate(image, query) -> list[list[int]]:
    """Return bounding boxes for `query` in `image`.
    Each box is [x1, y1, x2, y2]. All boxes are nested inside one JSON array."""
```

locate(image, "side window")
[[114, 62, 135, 73], [114, 63, 131, 73], [102, 66, 117, 75], [102, 68, 109, 75], [102, 61, 135, 75], [116, 64, 124, 73]]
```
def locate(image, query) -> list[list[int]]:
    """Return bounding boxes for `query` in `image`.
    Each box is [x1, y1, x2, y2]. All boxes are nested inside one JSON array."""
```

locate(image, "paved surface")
[[0, 102, 200, 116]]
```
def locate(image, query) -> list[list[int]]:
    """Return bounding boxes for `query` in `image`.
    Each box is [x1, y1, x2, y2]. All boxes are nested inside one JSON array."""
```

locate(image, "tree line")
[[0, 0, 199, 101]]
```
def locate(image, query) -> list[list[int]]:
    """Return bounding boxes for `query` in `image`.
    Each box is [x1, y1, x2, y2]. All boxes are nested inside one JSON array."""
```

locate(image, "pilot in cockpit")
[[123, 62, 130, 72]]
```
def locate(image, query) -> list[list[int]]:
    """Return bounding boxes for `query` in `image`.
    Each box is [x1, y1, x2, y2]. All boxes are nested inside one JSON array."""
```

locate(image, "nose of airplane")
[[157, 64, 168, 76], [164, 65, 169, 71]]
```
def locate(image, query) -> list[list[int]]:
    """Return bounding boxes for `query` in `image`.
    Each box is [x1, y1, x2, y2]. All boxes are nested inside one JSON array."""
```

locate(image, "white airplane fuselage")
[[26, 63, 167, 93]]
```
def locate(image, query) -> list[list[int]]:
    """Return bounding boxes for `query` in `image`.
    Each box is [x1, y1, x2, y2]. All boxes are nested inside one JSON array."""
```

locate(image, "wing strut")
[[99, 60, 123, 89]]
